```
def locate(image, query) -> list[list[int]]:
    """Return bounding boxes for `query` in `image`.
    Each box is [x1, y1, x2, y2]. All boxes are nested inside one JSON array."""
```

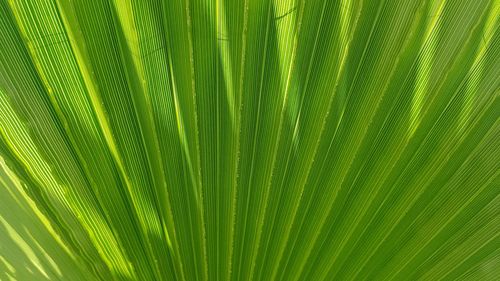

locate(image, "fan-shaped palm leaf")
[[0, 0, 499, 280]]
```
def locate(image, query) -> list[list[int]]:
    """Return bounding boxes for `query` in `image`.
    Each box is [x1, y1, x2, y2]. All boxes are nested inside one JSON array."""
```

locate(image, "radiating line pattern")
[[0, 0, 499, 280]]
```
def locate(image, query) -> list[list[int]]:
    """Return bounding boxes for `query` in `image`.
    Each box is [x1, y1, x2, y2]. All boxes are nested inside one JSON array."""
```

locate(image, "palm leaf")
[[0, 0, 499, 280]]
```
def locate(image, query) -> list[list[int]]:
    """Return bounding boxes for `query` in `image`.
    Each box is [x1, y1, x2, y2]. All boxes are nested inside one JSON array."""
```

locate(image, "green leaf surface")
[[0, 0, 499, 280]]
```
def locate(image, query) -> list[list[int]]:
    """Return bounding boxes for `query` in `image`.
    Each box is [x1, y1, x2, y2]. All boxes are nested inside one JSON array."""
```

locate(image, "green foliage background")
[[0, 0, 499, 280]]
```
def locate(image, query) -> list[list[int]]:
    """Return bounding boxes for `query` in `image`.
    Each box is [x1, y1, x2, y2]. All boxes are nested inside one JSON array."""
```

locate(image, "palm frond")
[[0, 0, 499, 280]]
